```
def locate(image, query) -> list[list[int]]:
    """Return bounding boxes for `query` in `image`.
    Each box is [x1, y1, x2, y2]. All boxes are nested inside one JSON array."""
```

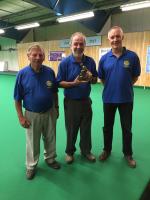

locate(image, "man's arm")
[[59, 76, 88, 88], [132, 77, 138, 85], [59, 81, 77, 88], [100, 79, 105, 85], [90, 76, 97, 84], [52, 92, 59, 118], [53, 92, 59, 108], [15, 100, 31, 128]]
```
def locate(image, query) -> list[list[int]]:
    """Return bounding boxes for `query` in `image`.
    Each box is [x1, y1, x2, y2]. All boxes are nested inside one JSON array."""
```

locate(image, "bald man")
[[98, 26, 141, 168]]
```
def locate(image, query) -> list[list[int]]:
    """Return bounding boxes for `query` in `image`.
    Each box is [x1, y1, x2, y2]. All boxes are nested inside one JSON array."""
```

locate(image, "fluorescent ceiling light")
[[57, 11, 94, 23], [0, 29, 5, 34], [121, 1, 150, 11], [15, 22, 40, 30]]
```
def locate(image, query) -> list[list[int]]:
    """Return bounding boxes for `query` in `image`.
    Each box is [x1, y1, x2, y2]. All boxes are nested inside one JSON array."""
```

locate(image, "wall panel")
[[17, 31, 150, 86]]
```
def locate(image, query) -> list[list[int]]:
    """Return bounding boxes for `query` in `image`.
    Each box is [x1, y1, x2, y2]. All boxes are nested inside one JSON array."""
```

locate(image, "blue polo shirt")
[[98, 48, 141, 103], [14, 65, 58, 112], [57, 54, 98, 99]]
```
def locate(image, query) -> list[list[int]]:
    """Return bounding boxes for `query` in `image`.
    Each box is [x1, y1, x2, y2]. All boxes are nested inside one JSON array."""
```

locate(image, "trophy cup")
[[78, 64, 88, 81]]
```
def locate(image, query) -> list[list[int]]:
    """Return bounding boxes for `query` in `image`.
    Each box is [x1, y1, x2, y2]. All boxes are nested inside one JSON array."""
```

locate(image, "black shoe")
[[124, 156, 136, 168], [45, 160, 61, 169], [99, 151, 111, 161], [26, 169, 36, 180]]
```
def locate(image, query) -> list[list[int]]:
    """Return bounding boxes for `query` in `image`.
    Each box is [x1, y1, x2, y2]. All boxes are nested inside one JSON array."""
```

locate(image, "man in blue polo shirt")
[[98, 26, 141, 168], [14, 45, 60, 180], [57, 32, 98, 164]]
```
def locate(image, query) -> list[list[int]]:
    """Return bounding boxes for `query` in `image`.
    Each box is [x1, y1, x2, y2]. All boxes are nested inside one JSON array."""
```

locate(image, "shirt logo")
[[46, 81, 52, 88], [123, 60, 130, 68]]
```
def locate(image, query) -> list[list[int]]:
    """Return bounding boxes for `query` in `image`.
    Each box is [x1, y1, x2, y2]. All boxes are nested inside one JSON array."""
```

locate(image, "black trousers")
[[103, 103, 133, 156], [64, 98, 92, 155]]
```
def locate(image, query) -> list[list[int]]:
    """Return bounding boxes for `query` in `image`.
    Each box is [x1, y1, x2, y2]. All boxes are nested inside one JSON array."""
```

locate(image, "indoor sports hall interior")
[[0, 1, 150, 200]]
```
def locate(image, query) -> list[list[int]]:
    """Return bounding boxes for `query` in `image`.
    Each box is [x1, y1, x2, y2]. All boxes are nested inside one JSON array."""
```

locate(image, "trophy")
[[78, 63, 88, 81]]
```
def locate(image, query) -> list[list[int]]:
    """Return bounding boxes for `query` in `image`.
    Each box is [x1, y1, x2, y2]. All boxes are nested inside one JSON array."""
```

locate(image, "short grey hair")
[[70, 32, 86, 45], [27, 44, 45, 56], [108, 26, 124, 39]]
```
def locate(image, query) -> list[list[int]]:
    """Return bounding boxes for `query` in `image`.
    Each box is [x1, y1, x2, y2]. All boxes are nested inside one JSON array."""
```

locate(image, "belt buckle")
[[39, 111, 45, 114]]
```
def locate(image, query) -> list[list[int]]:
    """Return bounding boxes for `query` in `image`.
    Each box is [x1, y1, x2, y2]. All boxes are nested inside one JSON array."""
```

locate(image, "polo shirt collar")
[[109, 47, 127, 57], [29, 64, 44, 74]]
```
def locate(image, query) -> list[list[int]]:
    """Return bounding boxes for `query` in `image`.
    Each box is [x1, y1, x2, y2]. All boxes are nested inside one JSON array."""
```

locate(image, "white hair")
[[108, 26, 124, 39], [27, 44, 45, 56], [70, 32, 86, 45]]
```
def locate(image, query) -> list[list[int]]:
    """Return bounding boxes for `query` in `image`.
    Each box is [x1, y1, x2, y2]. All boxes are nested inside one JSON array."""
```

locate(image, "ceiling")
[[0, 0, 139, 41]]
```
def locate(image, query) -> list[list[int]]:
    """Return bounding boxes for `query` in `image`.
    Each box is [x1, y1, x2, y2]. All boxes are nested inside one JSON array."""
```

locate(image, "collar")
[[109, 47, 127, 57], [29, 64, 43, 74]]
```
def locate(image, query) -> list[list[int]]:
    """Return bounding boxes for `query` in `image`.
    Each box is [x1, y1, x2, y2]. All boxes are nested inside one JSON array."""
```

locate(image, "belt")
[[65, 97, 89, 101], [26, 109, 49, 114]]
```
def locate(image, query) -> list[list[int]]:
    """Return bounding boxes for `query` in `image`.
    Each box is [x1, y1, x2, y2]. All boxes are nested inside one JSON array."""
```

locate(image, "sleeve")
[[14, 72, 24, 101], [98, 56, 105, 80], [51, 70, 58, 93], [90, 58, 98, 77], [56, 61, 66, 83], [132, 53, 141, 77]]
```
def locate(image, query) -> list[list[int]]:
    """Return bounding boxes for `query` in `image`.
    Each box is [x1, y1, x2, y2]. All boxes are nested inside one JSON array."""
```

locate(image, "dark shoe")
[[83, 153, 96, 162], [65, 154, 74, 164], [45, 160, 61, 169], [99, 151, 111, 161], [124, 156, 136, 168], [26, 169, 36, 180]]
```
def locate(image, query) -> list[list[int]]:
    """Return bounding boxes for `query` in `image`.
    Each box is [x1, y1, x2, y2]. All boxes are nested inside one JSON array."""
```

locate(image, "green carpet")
[[0, 74, 150, 200]]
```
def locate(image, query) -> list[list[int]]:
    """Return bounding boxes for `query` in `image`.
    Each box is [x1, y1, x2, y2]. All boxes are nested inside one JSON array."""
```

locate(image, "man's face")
[[28, 48, 45, 69], [108, 28, 123, 50], [71, 35, 85, 58]]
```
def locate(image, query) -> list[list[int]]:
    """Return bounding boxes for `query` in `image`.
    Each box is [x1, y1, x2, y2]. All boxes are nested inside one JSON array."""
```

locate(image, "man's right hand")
[[74, 76, 88, 85], [19, 116, 31, 129]]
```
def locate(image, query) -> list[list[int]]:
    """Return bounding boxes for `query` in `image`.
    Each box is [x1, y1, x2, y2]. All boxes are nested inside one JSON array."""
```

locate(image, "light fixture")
[[0, 29, 5, 34], [15, 22, 40, 30], [120, 1, 150, 11], [57, 11, 94, 23]]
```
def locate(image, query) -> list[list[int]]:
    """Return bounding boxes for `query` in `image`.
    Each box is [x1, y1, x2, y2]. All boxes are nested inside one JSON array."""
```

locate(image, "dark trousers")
[[64, 98, 92, 155], [103, 103, 133, 156]]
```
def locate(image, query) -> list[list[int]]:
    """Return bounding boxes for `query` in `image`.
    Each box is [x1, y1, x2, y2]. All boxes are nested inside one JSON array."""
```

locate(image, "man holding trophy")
[[57, 32, 98, 164]]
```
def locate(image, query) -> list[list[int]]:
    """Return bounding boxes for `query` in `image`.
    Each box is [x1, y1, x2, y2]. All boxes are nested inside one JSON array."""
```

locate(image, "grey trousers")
[[25, 107, 57, 170], [64, 98, 93, 155]]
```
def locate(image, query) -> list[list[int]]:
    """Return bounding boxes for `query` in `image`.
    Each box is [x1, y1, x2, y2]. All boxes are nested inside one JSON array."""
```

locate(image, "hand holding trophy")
[[78, 64, 93, 82]]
